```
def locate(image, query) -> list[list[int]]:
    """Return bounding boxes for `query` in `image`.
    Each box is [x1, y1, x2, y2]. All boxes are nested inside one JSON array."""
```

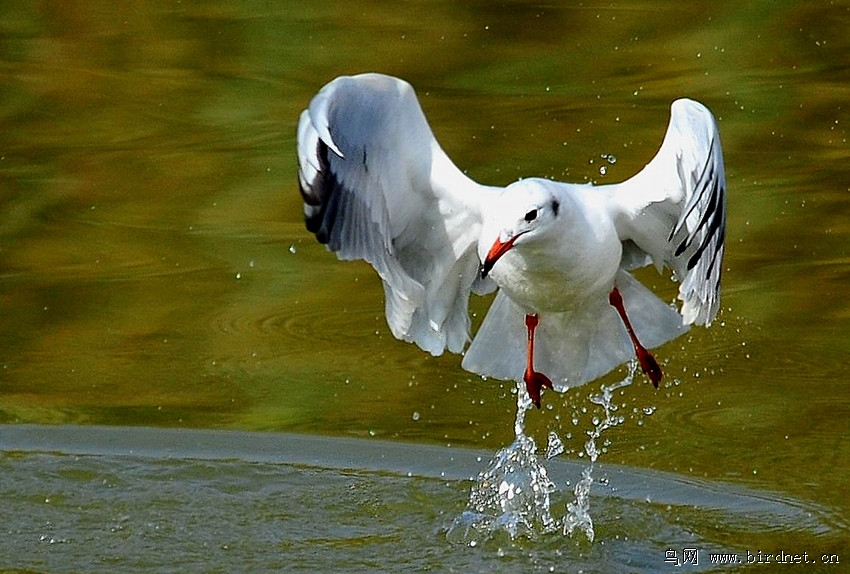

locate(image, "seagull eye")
[[524, 209, 538, 222]]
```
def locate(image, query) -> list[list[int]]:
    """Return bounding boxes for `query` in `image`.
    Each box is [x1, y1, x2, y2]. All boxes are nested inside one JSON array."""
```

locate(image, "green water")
[[0, 425, 842, 573], [1, 1, 849, 571]]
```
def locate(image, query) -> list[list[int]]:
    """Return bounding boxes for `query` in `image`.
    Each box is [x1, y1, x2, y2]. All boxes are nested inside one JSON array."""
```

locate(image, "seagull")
[[297, 73, 726, 408]]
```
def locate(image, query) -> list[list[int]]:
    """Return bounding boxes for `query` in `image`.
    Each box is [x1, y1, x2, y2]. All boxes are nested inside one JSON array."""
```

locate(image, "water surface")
[[1, 425, 843, 573]]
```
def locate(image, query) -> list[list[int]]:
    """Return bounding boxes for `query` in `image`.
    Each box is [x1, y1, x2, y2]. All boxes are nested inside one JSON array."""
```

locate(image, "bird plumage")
[[297, 72, 726, 392]]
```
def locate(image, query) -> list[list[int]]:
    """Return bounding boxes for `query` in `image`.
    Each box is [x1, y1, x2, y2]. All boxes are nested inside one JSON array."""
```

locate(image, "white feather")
[[606, 99, 726, 326], [297, 73, 498, 355]]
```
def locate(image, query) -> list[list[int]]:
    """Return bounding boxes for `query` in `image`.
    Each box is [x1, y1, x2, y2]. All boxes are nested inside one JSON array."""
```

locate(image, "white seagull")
[[297, 73, 726, 407]]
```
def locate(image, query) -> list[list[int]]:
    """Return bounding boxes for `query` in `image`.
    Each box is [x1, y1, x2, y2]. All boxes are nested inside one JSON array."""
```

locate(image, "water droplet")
[[545, 431, 565, 459]]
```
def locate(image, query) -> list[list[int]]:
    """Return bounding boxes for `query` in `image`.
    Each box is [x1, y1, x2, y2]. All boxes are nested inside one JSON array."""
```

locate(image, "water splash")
[[545, 431, 565, 460], [447, 382, 556, 543], [449, 362, 638, 545], [563, 361, 636, 542]]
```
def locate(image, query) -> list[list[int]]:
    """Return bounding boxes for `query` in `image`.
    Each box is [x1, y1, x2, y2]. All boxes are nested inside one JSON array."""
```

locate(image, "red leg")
[[608, 287, 662, 387], [524, 313, 554, 408]]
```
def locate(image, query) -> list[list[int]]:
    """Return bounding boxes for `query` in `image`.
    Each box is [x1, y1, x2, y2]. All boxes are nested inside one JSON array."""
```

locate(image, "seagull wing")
[[608, 98, 726, 326], [297, 73, 496, 355]]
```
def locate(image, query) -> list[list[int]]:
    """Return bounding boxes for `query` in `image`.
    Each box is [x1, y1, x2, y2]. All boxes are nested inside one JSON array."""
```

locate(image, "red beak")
[[480, 235, 519, 278]]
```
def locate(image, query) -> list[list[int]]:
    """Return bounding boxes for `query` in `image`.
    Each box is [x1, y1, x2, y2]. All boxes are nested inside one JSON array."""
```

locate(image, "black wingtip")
[[300, 139, 341, 246]]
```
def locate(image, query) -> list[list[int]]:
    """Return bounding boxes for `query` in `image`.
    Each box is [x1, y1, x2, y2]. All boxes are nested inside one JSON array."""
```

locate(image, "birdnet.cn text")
[[664, 548, 840, 567]]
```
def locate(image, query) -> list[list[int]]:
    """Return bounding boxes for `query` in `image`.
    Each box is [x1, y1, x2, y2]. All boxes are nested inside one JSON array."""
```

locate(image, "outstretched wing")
[[297, 73, 497, 355], [608, 98, 726, 326]]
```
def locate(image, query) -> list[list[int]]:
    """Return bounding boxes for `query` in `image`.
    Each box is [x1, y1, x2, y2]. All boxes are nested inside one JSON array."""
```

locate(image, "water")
[[2, 0, 850, 570], [563, 365, 637, 542], [448, 385, 558, 543], [1, 425, 843, 573], [450, 364, 637, 546]]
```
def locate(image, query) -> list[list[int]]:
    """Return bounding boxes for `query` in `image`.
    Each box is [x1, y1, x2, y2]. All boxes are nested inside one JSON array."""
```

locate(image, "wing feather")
[[609, 98, 727, 326], [297, 73, 496, 355]]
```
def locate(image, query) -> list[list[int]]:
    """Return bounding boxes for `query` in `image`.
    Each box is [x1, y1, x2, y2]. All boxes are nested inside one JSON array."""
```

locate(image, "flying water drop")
[[563, 361, 637, 542]]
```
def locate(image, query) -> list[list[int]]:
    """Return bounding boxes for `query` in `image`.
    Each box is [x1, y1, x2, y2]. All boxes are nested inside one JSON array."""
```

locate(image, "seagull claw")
[[636, 347, 662, 388], [524, 370, 554, 409]]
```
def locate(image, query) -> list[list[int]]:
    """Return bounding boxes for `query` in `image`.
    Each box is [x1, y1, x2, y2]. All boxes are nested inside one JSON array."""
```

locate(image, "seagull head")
[[479, 180, 562, 279]]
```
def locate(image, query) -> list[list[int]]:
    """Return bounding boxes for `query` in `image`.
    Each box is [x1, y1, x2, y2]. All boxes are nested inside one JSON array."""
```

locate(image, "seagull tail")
[[462, 270, 688, 391]]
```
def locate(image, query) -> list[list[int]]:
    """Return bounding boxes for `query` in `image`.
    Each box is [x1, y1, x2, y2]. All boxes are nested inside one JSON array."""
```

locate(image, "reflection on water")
[[1, 0, 850, 568]]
